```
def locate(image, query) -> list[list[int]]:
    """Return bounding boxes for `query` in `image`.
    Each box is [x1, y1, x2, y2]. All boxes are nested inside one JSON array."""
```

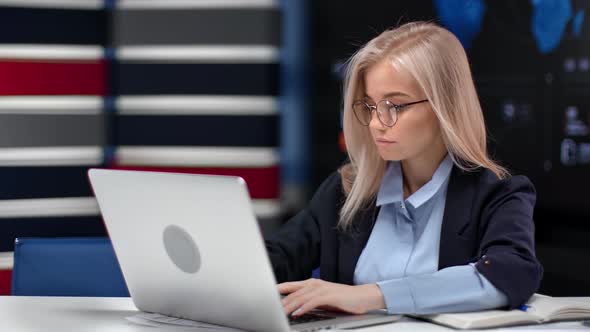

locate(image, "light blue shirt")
[[354, 155, 508, 314]]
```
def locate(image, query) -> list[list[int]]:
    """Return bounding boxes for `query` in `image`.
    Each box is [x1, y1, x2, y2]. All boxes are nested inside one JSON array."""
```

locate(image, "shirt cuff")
[[376, 278, 416, 314]]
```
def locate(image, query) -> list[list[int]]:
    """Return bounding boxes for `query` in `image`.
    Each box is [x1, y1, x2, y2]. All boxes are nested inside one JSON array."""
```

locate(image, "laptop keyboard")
[[288, 312, 334, 325]]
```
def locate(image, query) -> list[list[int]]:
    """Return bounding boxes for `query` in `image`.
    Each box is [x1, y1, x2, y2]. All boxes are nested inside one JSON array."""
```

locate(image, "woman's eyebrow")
[[382, 91, 411, 98], [363, 91, 411, 100]]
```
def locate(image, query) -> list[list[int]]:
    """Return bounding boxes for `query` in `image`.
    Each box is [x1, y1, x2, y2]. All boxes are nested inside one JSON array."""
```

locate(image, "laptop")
[[88, 169, 400, 332]]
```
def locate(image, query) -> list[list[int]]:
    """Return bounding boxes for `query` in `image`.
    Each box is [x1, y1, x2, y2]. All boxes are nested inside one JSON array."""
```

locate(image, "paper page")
[[415, 309, 537, 329], [525, 295, 590, 321], [494, 320, 590, 331]]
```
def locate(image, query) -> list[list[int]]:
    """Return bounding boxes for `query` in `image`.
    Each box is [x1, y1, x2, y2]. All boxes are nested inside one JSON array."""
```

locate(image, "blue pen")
[[519, 304, 529, 312]]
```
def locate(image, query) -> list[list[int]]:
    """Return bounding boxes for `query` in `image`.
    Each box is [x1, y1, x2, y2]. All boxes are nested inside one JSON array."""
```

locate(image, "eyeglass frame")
[[352, 98, 429, 127]]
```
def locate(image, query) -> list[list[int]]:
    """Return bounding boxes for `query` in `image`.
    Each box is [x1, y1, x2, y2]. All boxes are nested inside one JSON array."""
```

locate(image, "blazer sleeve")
[[264, 172, 342, 283], [474, 174, 544, 309]]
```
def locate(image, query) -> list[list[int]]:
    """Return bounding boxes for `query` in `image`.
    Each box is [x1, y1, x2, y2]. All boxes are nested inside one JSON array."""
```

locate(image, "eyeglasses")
[[352, 99, 429, 127]]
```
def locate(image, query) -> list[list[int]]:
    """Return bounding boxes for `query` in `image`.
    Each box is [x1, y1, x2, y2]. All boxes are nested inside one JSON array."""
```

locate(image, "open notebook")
[[412, 294, 590, 329]]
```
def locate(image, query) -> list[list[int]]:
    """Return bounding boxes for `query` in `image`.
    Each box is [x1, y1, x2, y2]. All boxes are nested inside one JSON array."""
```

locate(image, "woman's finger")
[[282, 282, 317, 306], [284, 288, 321, 315], [278, 278, 321, 294], [277, 281, 305, 294], [292, 294, 333, 317]]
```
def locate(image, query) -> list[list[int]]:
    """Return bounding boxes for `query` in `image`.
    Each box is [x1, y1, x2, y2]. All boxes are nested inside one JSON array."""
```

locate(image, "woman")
[[265, 21, 543, 317]]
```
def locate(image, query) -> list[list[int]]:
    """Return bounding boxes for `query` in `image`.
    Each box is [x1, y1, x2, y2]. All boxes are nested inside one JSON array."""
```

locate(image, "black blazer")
[[265, 166, 543, 310]]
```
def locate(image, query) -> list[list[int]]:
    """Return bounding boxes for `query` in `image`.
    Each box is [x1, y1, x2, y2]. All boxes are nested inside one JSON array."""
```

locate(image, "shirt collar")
[[376, 154, 454, 208]]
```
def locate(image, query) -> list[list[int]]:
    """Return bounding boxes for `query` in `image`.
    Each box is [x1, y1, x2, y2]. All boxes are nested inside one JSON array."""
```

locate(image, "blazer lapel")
[[438, 166, 477, 269], [337, 166, 479, 282]]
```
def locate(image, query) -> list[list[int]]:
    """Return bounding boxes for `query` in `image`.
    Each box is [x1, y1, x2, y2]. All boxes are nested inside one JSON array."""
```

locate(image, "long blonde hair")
[[339, 21, 508, 230]]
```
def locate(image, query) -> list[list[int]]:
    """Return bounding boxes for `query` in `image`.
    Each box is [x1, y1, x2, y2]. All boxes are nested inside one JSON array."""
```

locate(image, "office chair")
[[11, 237, 129, 297]]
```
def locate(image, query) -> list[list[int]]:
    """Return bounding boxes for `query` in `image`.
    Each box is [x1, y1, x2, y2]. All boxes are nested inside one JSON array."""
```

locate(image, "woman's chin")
[[377, 150, 403, 161]]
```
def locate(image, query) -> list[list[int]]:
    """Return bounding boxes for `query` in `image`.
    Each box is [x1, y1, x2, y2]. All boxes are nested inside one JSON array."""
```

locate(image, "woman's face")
[[362, 60, 442, 162]]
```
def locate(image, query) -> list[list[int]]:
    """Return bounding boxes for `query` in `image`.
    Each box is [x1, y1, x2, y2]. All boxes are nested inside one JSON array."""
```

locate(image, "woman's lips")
[[375, 138, 397, 145]]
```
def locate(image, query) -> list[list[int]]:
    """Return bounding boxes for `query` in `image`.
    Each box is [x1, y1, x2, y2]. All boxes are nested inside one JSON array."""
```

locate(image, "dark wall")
[[309, 0, 590, 296]]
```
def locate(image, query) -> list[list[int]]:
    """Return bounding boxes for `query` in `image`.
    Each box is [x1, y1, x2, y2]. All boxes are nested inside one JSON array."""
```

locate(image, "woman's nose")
[[368, 110, 386, 130]]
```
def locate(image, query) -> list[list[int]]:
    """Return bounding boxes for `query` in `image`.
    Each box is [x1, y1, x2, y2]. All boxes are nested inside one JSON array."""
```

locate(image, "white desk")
[[0, 296, 588, 332]]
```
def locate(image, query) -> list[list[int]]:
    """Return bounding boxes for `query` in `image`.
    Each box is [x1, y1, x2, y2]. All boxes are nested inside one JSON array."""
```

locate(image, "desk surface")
[[0, 296, 588, 332]]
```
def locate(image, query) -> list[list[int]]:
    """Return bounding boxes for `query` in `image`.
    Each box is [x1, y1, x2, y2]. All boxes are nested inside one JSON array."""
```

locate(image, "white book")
[[412, 294, 590, 329]]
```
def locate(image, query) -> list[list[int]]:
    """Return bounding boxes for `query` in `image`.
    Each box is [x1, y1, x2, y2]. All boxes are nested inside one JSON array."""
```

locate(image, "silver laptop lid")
[[88, 169, 290, 332]]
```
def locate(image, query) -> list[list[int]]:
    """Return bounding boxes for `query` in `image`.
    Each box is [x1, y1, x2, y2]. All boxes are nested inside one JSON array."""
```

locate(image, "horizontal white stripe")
[[0, 0, 102, 9], [0, 45, 103, 60], [116, 146, 278, 167], [0, 197, 99, 218], [0, 196, 277, 220], [0, 146, 103, 166], [116, 46, 278, 63], [117, 0, 277, 9], [0, 252, 13, 270], [117, 95, 277, 115], [0, 96, 102, 115], [252, 199, 281, 219]]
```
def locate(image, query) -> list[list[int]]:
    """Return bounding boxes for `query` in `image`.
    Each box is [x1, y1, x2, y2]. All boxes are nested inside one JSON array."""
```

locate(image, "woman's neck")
[[400, 144, 448, 199]]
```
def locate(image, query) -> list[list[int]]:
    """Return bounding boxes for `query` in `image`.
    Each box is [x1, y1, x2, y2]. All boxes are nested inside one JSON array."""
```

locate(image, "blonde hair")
[[338, 21, 509, 230]]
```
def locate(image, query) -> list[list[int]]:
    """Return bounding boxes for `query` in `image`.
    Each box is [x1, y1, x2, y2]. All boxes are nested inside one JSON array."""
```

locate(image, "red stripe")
[[110, 165, 280, 199], [0, 60, 106, 95], [0, 270, 11, 295]]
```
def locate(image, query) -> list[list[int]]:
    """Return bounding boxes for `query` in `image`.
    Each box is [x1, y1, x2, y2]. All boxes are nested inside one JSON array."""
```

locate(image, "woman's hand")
[[278, 278, 385, 316]]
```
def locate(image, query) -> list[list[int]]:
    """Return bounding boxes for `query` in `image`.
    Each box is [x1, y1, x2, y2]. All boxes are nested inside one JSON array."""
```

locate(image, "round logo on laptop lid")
[[162, 225, 201, 274]]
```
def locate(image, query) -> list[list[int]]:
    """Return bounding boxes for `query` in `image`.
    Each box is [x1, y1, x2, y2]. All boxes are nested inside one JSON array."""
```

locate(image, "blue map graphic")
[[433, 0, 585, 54], [531, 0, 572, 53], [433, 0, 486, 50], [572, 9, 585, 37]]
